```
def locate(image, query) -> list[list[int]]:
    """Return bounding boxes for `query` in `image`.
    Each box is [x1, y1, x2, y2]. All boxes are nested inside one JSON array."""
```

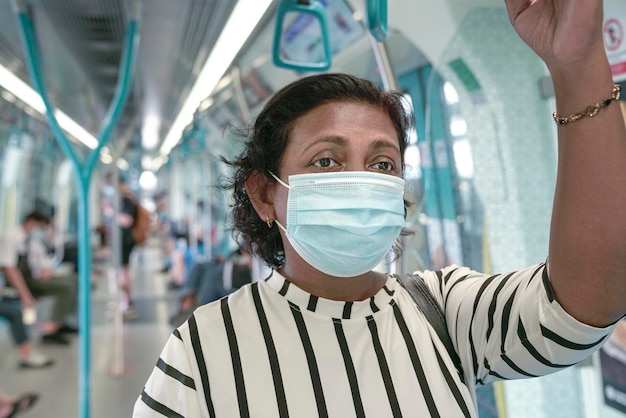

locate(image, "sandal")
[[5, 393, 39, 418]]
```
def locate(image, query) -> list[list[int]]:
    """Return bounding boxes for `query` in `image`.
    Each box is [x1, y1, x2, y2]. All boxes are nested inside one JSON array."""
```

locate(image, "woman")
[[134, 0, 626, 416]]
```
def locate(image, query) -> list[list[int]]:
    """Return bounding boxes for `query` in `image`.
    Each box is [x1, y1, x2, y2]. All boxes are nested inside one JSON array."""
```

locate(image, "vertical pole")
[[109, 167, 124, 377], [370, 37, 398, 92], [76, 174, 92, 418], [11, 3, 141, 416]]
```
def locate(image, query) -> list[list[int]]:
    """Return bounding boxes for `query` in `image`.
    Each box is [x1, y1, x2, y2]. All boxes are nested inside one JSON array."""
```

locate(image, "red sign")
[[604, 18, 623, 52]]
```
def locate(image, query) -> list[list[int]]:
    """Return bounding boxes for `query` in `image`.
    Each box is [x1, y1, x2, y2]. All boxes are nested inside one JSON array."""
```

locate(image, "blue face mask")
[[270, 171, 406, 277], [30, 228, 47, 241]]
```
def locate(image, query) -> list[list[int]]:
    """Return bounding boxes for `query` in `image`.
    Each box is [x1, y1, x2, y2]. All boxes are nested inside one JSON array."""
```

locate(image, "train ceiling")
[[0, 0, 243, 156]]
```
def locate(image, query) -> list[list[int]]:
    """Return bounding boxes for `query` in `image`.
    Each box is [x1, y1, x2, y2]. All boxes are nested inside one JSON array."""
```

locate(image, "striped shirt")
[[134, 263, 615, 417]]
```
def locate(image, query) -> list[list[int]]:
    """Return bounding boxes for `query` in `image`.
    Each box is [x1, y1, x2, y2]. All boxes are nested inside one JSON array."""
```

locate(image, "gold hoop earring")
[[266, 216, 274, 228]]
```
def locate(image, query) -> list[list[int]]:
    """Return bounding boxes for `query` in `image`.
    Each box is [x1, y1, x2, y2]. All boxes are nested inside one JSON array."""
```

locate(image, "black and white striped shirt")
[[134, 263, 614, 417]]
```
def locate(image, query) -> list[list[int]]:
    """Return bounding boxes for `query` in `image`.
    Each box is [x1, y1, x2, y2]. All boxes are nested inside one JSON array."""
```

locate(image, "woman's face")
[[267, 100, 403, 278]]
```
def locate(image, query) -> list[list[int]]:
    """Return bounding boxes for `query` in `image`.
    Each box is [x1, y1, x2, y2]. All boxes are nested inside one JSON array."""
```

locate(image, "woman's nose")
[[343, 161, 368, 172]]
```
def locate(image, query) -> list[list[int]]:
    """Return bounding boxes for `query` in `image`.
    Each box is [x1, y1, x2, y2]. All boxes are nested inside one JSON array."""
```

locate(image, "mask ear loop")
[[265, 172, 286, 229], [268, 171, 290, 189], [266, 172, 289, 233]]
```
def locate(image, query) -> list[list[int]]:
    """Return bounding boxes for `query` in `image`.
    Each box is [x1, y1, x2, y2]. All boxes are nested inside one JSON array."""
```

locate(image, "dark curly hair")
[[222, 73, 414, 268]]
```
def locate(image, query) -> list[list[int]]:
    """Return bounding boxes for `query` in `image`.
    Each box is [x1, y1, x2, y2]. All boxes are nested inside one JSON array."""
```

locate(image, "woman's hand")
[[505, 0, 606, 70]]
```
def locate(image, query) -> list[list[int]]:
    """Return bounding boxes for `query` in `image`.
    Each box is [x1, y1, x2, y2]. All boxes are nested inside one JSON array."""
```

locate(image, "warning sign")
[[604, 18, 623, 52]]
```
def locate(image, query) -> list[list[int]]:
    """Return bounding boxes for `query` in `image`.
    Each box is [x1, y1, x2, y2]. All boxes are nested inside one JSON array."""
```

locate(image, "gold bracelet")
[[552, 84, 622, 126]]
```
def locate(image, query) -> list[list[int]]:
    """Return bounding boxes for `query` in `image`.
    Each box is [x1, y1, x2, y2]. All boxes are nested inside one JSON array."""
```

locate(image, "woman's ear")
[[245, 171, 276, 222]]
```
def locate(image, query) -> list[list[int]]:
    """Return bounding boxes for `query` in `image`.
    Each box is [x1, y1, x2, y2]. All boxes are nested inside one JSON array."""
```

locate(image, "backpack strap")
[[396, 273, 464, 382]]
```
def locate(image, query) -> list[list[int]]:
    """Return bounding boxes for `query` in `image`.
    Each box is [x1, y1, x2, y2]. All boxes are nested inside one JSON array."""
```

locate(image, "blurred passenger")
[[135, 1, 626, 415], [116, 177, 140, 320], [0, 389, 39, 418], [168, 248, 252, 327], [154, 192, 173, 274], [168, 255, 224, 327], [168, 233, 187, 290], [0, 297, 54, 369], [168, 201, 207, 290], [27, 228, 78, 325], [0, 211, 75, 345]]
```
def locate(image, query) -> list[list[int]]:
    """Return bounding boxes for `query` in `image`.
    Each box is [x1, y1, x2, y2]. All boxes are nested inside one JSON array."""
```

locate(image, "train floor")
[[0, 241, 179, 418]]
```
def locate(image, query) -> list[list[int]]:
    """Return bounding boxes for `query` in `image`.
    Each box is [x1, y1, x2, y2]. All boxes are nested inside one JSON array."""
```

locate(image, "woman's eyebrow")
[[368, 138, 401, 154], [302, 135, 348, 152]]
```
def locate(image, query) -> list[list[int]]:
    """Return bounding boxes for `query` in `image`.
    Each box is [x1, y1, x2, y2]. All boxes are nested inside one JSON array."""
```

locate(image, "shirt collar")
[[265, 270, 397, 319]]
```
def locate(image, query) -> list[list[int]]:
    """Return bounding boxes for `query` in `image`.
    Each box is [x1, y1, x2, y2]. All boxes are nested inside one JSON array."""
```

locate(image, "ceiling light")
[[0, 63, 98, 149], [100, 153, 113, 164], [139, 170, 158, 191], [1, 90, 16, 102], [116, 158, 129, 171], [160, 0, 273, 156], [142, 114, 160, 150]]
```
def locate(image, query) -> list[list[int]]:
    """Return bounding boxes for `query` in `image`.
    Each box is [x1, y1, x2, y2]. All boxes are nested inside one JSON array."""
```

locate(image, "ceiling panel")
[[0, 0, 238, 155]]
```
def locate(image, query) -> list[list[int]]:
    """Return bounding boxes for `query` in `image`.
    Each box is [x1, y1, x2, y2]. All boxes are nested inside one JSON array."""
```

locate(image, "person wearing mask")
[[0, 211, 76, 345], [134, 0, 626, 415]]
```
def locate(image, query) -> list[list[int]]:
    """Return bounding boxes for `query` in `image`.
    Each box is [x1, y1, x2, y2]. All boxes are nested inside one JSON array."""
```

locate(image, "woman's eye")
[[314, 157, 336, 168], [372, 161, 394, 172]]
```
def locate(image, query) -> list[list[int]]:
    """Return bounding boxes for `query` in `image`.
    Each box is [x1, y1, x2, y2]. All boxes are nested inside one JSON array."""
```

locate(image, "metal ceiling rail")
[[10, 1, 141, 417]]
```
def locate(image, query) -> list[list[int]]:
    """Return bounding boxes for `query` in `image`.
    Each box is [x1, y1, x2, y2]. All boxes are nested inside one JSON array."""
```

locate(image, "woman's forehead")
[[290, 101, 396, 137]]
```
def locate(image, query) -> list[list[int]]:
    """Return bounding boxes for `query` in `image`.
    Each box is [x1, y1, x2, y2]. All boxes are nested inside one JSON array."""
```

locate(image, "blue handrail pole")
[[85, 18, 141, 177], [11, 2, 141, 417]]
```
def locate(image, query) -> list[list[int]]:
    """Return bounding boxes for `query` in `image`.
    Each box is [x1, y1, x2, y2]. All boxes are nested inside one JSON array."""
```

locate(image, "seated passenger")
[[28, 229, 78, 320], [169, 248, 252, 327], [0, 211, 77, 345]]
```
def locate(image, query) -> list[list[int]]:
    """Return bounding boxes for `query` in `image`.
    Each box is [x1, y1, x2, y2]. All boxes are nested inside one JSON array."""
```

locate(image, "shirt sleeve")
[[133, 329, 203, 417], [27, 239, 49, 277], [419, 263, 617, 386]]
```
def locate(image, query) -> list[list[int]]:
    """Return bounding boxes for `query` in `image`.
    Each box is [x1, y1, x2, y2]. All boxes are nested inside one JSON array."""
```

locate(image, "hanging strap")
[[396, 273, 464, 381]]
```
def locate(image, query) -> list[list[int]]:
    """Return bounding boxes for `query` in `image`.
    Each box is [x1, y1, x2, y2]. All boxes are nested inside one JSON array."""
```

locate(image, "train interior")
[[0, 0, 624, 416]]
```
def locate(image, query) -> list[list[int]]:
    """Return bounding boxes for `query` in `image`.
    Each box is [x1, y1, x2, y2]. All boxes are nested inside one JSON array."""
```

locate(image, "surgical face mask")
[[101, 185, 115, 196], [30, 228, 47, 241], [270, 171, 406, 277]]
